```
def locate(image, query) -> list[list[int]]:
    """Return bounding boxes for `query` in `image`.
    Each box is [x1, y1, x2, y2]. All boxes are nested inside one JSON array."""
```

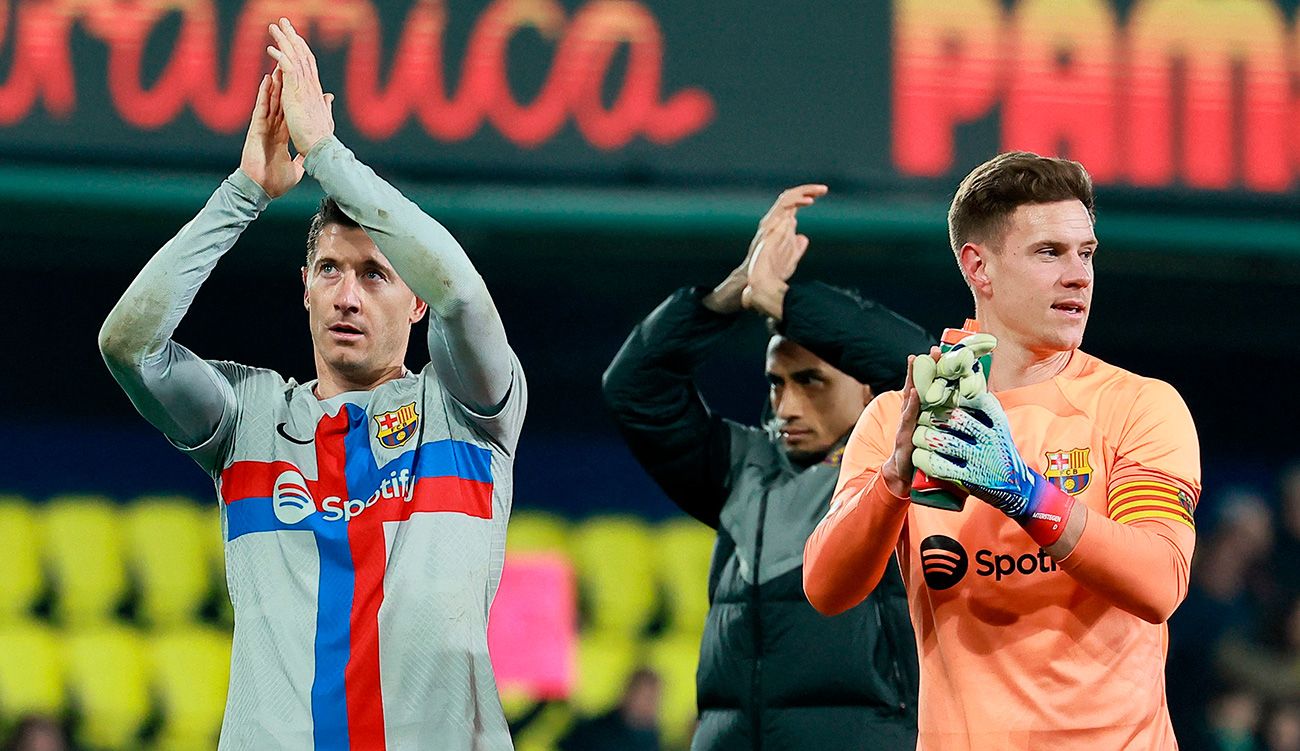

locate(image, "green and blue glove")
[[910, 337, 1076, 546]]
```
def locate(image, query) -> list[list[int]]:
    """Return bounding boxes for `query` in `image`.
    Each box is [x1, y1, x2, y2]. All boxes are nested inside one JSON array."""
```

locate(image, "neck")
[[313, 360, 407, 399], [975, 309, 1074, 391]]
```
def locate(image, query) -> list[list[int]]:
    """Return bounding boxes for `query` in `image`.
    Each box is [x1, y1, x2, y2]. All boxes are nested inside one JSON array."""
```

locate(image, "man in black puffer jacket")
[[602, 185, 932, 750]]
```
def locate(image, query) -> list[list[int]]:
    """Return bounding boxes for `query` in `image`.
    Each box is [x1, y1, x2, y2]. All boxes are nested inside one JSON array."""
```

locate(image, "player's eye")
[[366, 270, 386, 281], [319, 262, 337, 274]]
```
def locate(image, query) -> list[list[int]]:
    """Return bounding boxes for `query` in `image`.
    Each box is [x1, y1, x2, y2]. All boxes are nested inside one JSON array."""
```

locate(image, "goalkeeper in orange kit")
[[804, 152, 1199, 750]]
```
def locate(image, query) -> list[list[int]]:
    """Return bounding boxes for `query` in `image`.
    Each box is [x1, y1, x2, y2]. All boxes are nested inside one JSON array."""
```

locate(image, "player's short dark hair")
[[305, 197, 361, 266], [947, 151, 1095, 258]]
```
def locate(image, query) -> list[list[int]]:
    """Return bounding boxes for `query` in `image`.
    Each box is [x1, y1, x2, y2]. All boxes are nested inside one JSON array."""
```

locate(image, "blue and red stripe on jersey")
[[217, 404, 494, 751]]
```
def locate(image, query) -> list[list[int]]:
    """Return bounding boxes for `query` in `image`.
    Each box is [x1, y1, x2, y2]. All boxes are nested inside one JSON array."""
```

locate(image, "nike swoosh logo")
[[276, 423, 313, 445]]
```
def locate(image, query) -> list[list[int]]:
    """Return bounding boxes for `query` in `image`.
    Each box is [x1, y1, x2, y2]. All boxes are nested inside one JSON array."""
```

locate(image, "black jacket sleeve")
[[778, 281, 935, 394], [601, 287, 741, 529]]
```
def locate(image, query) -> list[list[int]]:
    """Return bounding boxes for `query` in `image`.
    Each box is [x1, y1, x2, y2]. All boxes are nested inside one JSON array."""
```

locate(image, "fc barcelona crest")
[[375, 403, 420, 449], [1043, 448, 1092, 495]]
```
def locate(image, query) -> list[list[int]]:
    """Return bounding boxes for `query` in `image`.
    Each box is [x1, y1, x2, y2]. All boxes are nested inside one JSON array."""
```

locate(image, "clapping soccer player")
[[804, 153, 1200, 749], [604, 186, 932, 750], [99, 18, 524, 750]]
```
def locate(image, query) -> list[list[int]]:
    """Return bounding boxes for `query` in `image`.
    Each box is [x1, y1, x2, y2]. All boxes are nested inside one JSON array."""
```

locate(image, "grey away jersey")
[[187, 356, 525, 751], [100, 135, 528, 751]]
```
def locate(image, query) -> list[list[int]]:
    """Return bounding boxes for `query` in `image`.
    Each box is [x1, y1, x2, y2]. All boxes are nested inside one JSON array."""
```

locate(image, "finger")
[[913, 425, 976, 460], [266, 43, 291, 71], [281, 18, 318, 81], [925, 381, 955, 411], [267, 25, 298, 75], [911, 354, 936, 402], [953, 332, 998, 359], [898, 356, 922, 437], [920, 408, 984, 442], [781, 184, 829, 204], [252, 73, 270, 119], [936, 347, 975, 380], [957, 372, 986, 400], [794, 234, 810, 258], [913, 448, 966, 486], [268, 67, 283, 121]]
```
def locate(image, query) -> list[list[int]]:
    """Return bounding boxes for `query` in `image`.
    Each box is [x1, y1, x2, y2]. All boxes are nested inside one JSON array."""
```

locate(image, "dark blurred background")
[[3, 0, 1300, 749]]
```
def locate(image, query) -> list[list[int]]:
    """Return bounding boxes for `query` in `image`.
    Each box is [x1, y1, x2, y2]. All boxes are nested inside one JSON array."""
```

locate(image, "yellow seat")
[[0, 496, 44, 623], [150, 625, 232, 750], [571, 516, 658, 635], [43, 495, 128, 627], [0, 619, 64, 718], [198, 503, 235, 627], [64, 625, 150, 750], [572, 630, 639, 717], [656, 518, 715, 638], [512, 701, 574, 751], [507, 511, 571, 556], [645, 633, 701, 750], [124, 496, 212, 627]]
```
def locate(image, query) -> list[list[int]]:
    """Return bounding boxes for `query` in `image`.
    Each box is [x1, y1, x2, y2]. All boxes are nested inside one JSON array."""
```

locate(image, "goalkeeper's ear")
[[957, 241, 994, 297]]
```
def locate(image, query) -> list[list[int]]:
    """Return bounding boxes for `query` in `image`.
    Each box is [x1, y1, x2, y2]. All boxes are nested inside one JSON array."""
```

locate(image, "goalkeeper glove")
[[912, 390, 1076, 547], [912, 333, 997, 411]]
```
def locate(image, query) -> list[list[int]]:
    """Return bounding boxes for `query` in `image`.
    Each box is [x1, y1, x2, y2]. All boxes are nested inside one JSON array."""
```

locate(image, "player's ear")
[[301, 266, 310, 310], [960, 242, 993, 296], [861, 383, 875, 407], [410, 296, 428, 324]]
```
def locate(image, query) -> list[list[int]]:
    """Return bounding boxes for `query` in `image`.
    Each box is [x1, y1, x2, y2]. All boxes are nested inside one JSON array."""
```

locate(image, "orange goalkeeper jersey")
[[805, 350, 1200, 750]]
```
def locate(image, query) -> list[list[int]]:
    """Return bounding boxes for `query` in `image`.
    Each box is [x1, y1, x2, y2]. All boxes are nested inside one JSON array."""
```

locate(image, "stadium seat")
[[0, 496, 44, 623], [645, 633, 701, 750], [506, 510, 571, 556], [571, 516, 658, 635], [42, 495, 128, 627], [511, 701, 574, 751], [655, 518, 715, 637], [0, 619, 64, 719], [64, 625, 150, 750], [124, 496, 212, 627], [198, 503, 235, 626], [572, 630, 639, 717], [150, 625, 232, 751]]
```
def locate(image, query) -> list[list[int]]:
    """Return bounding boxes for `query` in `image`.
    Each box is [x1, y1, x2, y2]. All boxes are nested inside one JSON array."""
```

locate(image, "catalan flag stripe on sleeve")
[[1107, 480, 1194, 529]]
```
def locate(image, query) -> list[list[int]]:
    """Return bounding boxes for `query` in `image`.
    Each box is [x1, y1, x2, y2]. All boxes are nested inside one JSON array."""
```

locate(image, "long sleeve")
[[601, 287, 749, 529], [779, 281, 934, 393], [304, 136, 512, 414], [98, 170, 269, 460], [1056, 515, 1193, 624], [803, 391, 910, 614], [1055, 378, 1200, 623]]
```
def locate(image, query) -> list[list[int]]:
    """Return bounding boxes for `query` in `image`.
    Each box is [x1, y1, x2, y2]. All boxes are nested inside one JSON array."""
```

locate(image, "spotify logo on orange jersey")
[[919, 535, 969, 590]]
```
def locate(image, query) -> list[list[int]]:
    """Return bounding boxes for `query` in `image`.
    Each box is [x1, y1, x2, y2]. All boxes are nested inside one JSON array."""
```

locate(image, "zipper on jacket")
[[751, 486, 770, 750]]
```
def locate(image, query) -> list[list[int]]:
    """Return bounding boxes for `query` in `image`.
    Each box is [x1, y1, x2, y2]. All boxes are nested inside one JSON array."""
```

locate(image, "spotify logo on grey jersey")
[[920, 535, 969, 590]]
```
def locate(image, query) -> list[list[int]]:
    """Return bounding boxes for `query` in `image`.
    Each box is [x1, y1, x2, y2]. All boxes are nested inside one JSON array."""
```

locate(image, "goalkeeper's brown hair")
[[947, 151, 1095, 261]]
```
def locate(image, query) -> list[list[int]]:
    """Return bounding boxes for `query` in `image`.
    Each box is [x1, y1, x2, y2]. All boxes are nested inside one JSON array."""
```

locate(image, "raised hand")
[[912, 333, 998, 412], [741, 185, 827, 319], [239, 70, 304, 199], [266, 17, 336, 156], [703, 184, 827, 315], [911, 388, 1077, 546]]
